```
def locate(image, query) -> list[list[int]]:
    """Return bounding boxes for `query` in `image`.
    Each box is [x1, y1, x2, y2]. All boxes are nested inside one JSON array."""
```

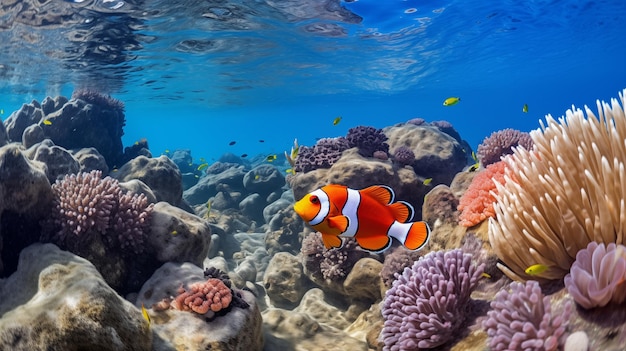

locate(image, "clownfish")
[[294, 184, 431, 253]]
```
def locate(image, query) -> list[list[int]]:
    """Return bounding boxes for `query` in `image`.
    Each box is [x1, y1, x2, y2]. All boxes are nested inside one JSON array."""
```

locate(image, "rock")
[[137, 262, 263, 351], [169, 149, 193, 173], [384, 123, 467, 184], [263, 252, 310, 308], [119, 179, 158, 204], [343, 258, 383, 303], [345, 303, 384, 350], [263, 197, 292, 225], [24, 139, 80, 182], [71, 147, 109, 173], [294, 288, 351, 330], [243, 165, 285, 195], [564, 331, 589, 351], [21, 124, 44, 148], [112, 155, 183, 206], [0, 243, 151, 350], [422, 184, 461, 227], [3, 96, 125, 168], [262, 308, 368, 351], [183, 165, 247, 205], [148, 202, 212, 265], [0, 120, 8, 146], [239, 193, 265, 223]]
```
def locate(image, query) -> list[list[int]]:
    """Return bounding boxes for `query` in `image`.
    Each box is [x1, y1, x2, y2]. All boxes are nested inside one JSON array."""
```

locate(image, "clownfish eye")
[[309, 195, 320, 204]]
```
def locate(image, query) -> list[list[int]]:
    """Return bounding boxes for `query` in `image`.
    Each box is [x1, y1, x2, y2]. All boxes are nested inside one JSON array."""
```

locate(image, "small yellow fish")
[[43, 119, 52, 125], [423, 178, 433, 186], [203, 200, 212, 219], [443, 97, 460, 106], [522, 104, 529, 113], [141, 303, 151, 326], [286, 168, 294, 174], [165, 149, 170, 153], [525, 264, 549, 275], [195, 175, 199, 178], [481, 272, 492, 279], [197, 163, 209, 171], [266, 154, 277, 162], [170, 230, 178, 236], [468, 163, 480, 172], [471, 151, 478, 163], [255, 174, 260, 180], [333, 116, 342, 125]]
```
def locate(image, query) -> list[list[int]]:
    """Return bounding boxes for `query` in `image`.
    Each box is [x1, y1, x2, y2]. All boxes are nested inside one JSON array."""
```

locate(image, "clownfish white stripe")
[[388, 221, 430, 250], [308, 189, 330, 226], [340, 188, 361, 238]]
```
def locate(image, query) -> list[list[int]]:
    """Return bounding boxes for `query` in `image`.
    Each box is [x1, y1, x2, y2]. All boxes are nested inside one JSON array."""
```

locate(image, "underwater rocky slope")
[[0, 89, 625, 350]]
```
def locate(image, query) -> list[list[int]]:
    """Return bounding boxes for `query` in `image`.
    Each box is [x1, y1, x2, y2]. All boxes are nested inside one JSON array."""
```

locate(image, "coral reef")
[[345, 125, 389, 157], [483, 280, 570, 351], [477, 128, 533, 166], [380, 249, 484, 350], [489, 90, 626, 281], [294, 137, 351, 173], [380, 246, 424, 288], [458, 160, 510, 227], [564, 242, 626, 309], [391, 145, 415, 166], [46, 170, 153, 255], [301, 232, 369, 281], [71, 89, 125, 112], [172, 278, 233, 316]]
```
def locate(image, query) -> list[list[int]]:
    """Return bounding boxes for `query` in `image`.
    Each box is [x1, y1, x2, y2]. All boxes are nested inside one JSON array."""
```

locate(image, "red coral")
[[458, 161, 512, 227], [172, 278, 233, 315]]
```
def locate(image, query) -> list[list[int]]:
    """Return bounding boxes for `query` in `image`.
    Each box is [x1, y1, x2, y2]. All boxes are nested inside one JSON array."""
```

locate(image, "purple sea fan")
[[564, 242, 626, 309], [380, 249, 484, 350], [477, 128, 533, 166], [50, 170, 118, 240], [483, 280, 570, 351]]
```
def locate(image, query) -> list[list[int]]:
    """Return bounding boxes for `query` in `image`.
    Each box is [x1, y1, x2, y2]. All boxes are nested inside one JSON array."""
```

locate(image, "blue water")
[[1, 0, 625, 163]]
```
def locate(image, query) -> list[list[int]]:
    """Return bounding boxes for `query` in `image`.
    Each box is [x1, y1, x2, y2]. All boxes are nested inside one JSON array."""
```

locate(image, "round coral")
[[477, 128, 533, 166], [392, 146, 415, 166], [345, 125, 389, 157], [173, 278, 233, 315], [294, 137, 350, 173], [301, 232, 369, 281], [458, 160, 511, 227]]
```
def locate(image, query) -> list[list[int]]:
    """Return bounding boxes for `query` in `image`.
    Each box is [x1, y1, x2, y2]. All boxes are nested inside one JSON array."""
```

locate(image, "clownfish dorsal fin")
[[360, 185, 395, 205], [327, 215, 349, 232], [387, 201, 415, 223]]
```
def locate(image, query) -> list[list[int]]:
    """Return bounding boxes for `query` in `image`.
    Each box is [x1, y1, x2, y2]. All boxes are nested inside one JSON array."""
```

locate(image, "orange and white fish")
[[294, 184, 431, 253]]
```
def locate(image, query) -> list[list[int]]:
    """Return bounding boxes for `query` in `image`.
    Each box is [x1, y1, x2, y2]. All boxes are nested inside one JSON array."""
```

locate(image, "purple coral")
[[564, 242, 626, 309], [380, 246, 423, 288], [477, 128, 533, 166], [301, 232, 369, 280], [345, 125, 389, 157], [483, 280, 570, 351], [47, 170, 153, 254], [381, 249, 484, 350], [392, 146, 415, 166], [294, 137, 351, 173]]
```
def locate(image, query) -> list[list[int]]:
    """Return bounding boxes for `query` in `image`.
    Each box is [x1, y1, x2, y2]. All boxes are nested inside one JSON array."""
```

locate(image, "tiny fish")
[[203, 200, 212, 219], [197, 163, 209, 171], [0, 109, 3, 114], [266, 154, 277, 162], [134, 141, 139, 145], [468, 163, 480, 172], [333, 116, 342, 125], [443, 97, 460, 106], [194, 175, 199, 178], [525, 264, 549, 276], [286, 168, 294, 174], [141, 303, 151, 326], [241, 154, 248, 158], [481, 272, 492, 279], [522, 104, 529, 113], [229, 141, 236, 146], [471, 151, 478, 162], [255, 174, 260, 180], [164, 149, 170, 154], [43, 119, 53, 125], [259, 139, 265, 143], [170, 230, 178, 236], [423, 178, 432, 186]]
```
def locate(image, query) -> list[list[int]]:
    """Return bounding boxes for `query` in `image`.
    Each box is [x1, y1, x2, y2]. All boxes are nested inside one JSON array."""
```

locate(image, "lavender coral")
[[345, 125, 389, 157], [301, 232, 369, 281], [564, 242, 626, 309], [46, 170, 153, 254], [294, 137, 351, 173], [477, 128, 533, 166], [392, 146, 415, 166], [380, 249, 484, 350], [483, 280, 570, 351]]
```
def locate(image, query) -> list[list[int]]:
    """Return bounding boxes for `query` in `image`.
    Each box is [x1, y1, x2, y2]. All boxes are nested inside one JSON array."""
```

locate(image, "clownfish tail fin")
[[388, 221, 430, 251]]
